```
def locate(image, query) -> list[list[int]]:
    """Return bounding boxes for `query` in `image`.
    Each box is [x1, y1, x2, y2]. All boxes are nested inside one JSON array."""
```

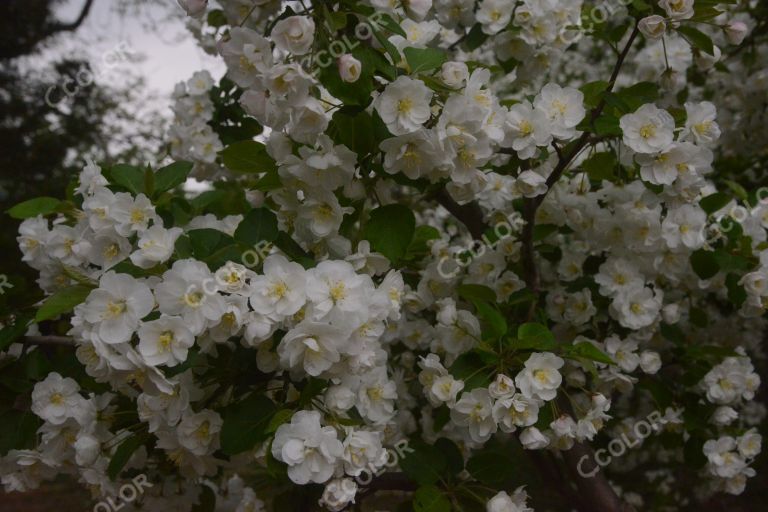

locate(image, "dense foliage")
[[2, 0, 768, 511]]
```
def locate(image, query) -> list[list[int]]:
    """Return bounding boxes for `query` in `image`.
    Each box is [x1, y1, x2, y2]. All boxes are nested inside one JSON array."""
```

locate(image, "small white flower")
[[278, 320, 348, 377], [31, 373, 88, 425], [451, 388, 497, 443], [441, 61, 469, 88], [680, 102, 720, 145], [250, 254, 307, 317], [477, 0, 513, 35], [341, 430, 387, 477], [515, 352, 564, 401], [737, 428, 761, 459], [658, 0, 694, 20], [138, 315, 195, 367], [271, 410, 343, 484], [611, 285, 663, 330], [81, 272, 154, 344], [487, 487, 532, 512], [639, 15, 666, 40], [319, 478, 358, 512], [272, 16, 316, 56], [177, 409, 222, 455], [131, 226, 183, 269], [661, 204, 707, 249], [503, 101, 552, 159], [337, 54, 362, 83], [155, 259, 226, 335], [533, 83, 585, 139], [519, 426, 550, 449], [724, 21, 749, 45], [514, 170, 548, 198], [620, 104, 675, 154], [374, 77, 433, 136]]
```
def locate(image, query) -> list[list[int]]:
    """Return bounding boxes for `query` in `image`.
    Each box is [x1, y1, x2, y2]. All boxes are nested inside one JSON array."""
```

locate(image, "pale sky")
[[49, 0, 225, 103]]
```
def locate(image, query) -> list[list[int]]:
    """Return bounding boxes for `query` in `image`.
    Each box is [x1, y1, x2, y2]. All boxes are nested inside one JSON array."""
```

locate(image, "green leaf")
[[404, 47, 447, 74], [568, 342, 614, 365], [532, 224, 558, 241], [234, 208, 279, 247], [220, 141, 277, 174], [0, 411, 41, 456], [434, 438, 464, 477], [676, 25, 715, 56], [404, 225, 441, 259], [699, 192, 731, 214], [207, 9, 227, 27], [36, 285, 93, 322], [400, 441, 446, 485], [458, 284, 497, 303], [7, 197, 61, 219], [266, 409, 294, 434], [413, 485, 451, 512], [723, 179, 748, 201], [516, 323, 556, 351], [109, 164, 145, 195], [690, 249, 719, 279], [726, 273, 747, 307], [187, 229, 228, 259], [466, 450, 517, 485], [464, 24, 489, 51], [580, 80, 609, 108], [472, 300, 507, 339], [593, 114, 622, 136], [449, 352, 491, 391], [615, 82, 660, 112], [327, 108, 375, 156], [220, 394, 277, 455], [154, 161, 193, 195], [274, 232, 314, 268], [363, 204, 416, 263], [583, 152, 617, 181], [108, 434, 146, 480], [375, 13, 407, 38], [144, 167, 155, 197]]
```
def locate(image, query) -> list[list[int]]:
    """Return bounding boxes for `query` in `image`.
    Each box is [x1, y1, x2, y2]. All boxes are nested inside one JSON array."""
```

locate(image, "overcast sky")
[[50, 0, 225, 101]]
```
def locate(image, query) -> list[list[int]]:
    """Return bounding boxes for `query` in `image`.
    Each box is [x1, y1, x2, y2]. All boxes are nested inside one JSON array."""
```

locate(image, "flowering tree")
[[3, 0, 768, 511]]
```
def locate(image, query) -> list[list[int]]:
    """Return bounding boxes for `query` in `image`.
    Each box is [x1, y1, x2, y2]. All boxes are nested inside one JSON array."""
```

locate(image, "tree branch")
[[432, 187, 488, 240], [560, 443, 636, 512], [22, 335, 76, 347], [45, 0, 94, 35]]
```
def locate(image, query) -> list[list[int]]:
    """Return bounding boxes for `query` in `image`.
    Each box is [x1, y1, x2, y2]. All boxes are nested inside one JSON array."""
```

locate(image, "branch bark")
[[45, 0, 94, 35], [432, 187, 488, 240], [22, 335, 76, 347]]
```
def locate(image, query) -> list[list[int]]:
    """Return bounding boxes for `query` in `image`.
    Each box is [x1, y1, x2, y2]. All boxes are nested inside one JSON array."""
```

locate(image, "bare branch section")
[[46, 0, 94, 35], [22, 335, 76, 347], [432, 187, 488, 240]]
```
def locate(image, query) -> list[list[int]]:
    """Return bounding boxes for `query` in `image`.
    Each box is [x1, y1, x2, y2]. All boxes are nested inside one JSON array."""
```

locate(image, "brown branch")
[[22, 336, 76, 347], [356, 472, 418, 500], [432, 187, 488, 240], [45, 0, 94, 35], [561, 443, 636, 512]]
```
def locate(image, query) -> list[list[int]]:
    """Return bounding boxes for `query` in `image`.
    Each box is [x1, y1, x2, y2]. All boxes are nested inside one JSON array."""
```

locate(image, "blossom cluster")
[[3, 0, 767, 510]]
